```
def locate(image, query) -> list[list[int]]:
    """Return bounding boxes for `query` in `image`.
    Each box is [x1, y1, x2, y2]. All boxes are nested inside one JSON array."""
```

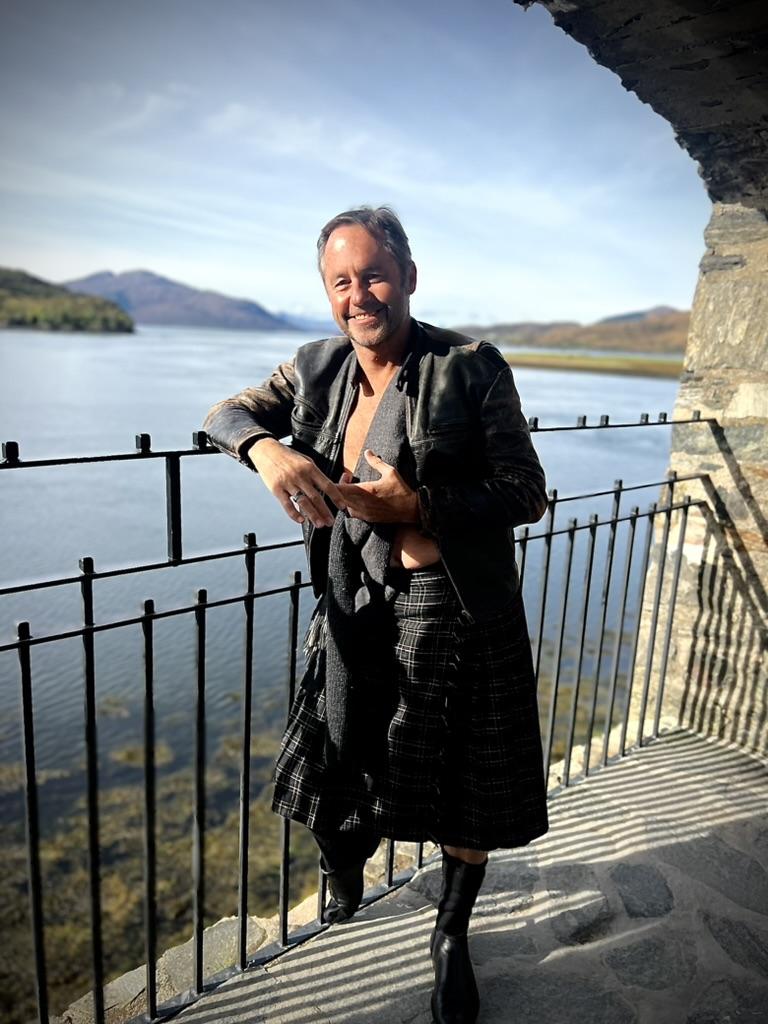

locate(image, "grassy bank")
[[504, 351, 683, 379]]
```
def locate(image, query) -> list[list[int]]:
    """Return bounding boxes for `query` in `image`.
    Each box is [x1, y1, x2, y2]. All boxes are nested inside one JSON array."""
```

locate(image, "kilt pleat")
[[271, 567, 549, 850]]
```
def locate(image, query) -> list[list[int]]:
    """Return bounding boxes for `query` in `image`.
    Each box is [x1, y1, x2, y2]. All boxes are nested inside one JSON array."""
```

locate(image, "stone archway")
[[514, 1, 768, 750]]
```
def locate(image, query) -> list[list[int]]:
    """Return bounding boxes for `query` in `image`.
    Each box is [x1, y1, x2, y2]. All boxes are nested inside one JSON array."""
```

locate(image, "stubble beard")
[[343, 302, 410, 349], [345, 307, 390, 348]]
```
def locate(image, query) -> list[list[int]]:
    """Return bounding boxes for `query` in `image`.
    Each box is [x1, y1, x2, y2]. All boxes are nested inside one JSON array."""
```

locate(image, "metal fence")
[[0, 413, 726, 1024]]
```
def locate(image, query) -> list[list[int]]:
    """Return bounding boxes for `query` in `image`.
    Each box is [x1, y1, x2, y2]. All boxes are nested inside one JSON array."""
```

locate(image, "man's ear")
[[407, 261, 417, 295]]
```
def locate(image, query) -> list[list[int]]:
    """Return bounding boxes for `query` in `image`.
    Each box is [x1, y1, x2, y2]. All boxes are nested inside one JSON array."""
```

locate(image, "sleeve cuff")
[[237, 431, 277, 465]]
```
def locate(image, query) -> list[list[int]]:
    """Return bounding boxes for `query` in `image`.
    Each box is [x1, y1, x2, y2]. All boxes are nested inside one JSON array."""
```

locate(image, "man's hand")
[[337, 450, 420, 524], [248, 437, 346, 528]]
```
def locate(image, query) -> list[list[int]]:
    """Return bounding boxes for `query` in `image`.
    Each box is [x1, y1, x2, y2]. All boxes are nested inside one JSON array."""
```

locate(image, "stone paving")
[[174, 729, 768, 1024]]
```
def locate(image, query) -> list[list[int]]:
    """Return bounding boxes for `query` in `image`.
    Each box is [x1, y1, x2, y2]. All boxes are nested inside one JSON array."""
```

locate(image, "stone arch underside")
[[514, 0, 768, 211]]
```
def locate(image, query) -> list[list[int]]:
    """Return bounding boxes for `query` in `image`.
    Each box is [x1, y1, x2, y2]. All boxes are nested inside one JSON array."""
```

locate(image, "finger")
[[336, 484, 377, 522], [304, 469, 346, 511], [337, 481, 374, 499], [277, 492, 306, 525], [294, 485, 335, 528], [363, 449, 389, 475], [338, 470, 354, 485]]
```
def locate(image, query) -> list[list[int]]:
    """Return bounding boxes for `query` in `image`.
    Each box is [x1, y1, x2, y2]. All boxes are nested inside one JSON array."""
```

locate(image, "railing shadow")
[[169, 729, 768, 1024], [680, 504, 768, 752]]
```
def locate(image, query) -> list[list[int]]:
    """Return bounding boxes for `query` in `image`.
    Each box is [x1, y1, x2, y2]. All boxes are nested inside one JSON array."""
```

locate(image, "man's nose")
[[350, 277, 371, 307]]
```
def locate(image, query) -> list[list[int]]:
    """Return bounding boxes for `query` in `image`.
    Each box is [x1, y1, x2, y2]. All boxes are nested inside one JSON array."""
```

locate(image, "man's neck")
[[352, 318, 414, 393]]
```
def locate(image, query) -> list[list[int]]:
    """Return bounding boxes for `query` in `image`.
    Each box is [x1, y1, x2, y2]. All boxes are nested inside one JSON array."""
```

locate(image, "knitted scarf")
[[318, 357, 416, 778]]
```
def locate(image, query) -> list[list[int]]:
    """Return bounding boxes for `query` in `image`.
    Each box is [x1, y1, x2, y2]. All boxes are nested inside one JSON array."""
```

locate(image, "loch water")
[[0, 324, 679, 812]]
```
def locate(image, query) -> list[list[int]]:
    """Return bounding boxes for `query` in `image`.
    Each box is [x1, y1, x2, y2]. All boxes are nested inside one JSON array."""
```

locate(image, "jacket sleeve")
[[416, 360, 547, 533], [202, 359, 296, 465]]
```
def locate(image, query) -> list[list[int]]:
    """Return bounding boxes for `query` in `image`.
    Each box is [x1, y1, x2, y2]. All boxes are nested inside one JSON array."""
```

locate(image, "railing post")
[[141, 599, 158, 1021], [584, 479, 623, 774], [563, 514, 598, 785], [192, 588, 207, 994], [602, 506, 640, 766], [385, 840, 396, 888], [517, 525, 530, 590], [2, 439, 20, 465], [238, 532, 257, 969], [534, 489, 557, 684], [621, 504, 657, 755], [17, 621, 49, 1024], [544, 518, 576, 781], [653, 496, 692, 736], [637, 474, 676, 746], [278, 571, 301, 947], [165, 454, 183, 564], [79, 556, 105, 1024]]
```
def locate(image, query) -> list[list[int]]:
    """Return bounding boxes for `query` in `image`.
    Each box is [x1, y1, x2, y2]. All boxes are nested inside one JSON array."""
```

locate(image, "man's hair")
[[317, 206, 413, 281]]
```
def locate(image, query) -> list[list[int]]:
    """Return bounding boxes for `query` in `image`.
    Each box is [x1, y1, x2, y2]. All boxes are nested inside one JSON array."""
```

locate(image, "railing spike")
[[2, 440, 20, 464]]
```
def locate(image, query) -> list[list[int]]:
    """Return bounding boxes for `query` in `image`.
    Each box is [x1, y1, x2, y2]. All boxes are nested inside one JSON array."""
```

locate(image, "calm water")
[[0, 325, 678, 800]]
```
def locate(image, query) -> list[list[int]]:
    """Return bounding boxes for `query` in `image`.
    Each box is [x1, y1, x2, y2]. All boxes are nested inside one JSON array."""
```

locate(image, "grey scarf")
[[305, 354, 418, 778]]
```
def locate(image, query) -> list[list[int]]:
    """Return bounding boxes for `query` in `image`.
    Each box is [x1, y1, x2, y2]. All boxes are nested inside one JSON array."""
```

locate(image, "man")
[[204, 207, 548, 1024]]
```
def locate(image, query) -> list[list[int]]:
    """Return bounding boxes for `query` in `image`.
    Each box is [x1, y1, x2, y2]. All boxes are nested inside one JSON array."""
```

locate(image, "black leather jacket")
[[203, 319, 547, 621]]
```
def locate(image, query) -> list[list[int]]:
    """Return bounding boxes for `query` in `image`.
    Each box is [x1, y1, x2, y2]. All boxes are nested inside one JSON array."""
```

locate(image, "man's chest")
[[342, 389, 384, 475]]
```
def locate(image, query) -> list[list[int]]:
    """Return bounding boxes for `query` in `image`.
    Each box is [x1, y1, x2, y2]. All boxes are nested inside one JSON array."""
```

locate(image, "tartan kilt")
[[271, 567, 549, 850]]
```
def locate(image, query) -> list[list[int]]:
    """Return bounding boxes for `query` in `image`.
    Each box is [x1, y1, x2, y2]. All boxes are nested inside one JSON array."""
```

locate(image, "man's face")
[[321, 224, 416, 349]]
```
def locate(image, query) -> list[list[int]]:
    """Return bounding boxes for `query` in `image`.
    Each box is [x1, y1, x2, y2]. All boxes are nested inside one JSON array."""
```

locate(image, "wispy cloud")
[[0, 0, 710, 321]]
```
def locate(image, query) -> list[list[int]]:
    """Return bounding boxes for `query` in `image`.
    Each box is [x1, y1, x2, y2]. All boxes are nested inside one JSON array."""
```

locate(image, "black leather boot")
[[313, 827, 380, 925], [322, 862, 365, 924], [430, 850, 487, 1024]]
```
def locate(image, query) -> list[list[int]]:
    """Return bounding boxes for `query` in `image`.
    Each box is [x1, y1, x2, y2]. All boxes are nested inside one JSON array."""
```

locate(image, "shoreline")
[[504, 351, 683, 379]]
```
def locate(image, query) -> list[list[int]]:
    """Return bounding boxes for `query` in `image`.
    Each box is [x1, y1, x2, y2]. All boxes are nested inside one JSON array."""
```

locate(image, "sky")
[[0, 0, 713, 325]]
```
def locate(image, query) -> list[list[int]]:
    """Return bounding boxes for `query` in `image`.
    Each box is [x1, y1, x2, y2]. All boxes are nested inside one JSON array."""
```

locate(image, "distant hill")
[[276, 311, 339, 334], [64, 269, 297, 331], [456, 307, 689, 354], [597, 305, 678, 326], [0, 268, 134, 333]]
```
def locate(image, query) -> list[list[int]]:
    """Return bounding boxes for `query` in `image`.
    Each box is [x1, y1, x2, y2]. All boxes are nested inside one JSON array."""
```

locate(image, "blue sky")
[[0, 0, 712, 324]]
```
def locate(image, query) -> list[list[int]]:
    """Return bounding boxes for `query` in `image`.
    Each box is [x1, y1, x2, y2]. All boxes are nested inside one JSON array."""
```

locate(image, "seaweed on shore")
[[0, 726, 318, 1024]]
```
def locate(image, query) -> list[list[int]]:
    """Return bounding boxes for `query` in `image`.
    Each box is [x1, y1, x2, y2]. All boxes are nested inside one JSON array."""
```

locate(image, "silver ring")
[[289, 490, 304, 513]]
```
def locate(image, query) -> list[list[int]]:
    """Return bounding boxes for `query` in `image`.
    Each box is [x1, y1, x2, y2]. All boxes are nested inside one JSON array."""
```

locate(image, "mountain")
[[455, 307, 689, 354], [0, 268, 134, 333], [64, 270, 297, 331], [276, 311, 339, 334], [597, 305, 679, 325]]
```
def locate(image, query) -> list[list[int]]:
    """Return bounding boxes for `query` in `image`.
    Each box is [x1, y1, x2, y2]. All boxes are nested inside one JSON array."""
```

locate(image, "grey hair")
[[317, 206, 413, 281]]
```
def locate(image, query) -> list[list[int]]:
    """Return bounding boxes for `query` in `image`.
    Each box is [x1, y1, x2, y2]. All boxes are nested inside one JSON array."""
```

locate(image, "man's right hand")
[[247, 437, 345, 528]]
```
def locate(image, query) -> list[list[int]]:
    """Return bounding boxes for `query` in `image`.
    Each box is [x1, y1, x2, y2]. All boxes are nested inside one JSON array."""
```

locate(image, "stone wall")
[[514, 2, 768, 756], [631, 203, 767, 755]]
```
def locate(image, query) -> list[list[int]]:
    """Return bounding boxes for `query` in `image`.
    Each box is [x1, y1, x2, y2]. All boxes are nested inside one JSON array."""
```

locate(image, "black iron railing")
[[1, 412, 741, 1024]]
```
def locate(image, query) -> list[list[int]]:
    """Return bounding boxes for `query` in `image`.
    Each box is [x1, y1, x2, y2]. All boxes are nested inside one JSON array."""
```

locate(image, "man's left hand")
[[337, 450, 420, 523]]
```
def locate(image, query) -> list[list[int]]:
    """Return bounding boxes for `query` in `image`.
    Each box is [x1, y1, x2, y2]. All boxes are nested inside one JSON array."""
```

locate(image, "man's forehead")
[[326, 224, 383, 256]]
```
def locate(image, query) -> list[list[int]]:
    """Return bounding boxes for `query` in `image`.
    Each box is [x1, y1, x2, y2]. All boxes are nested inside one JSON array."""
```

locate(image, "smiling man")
[[204, 207, 549, 1024]]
